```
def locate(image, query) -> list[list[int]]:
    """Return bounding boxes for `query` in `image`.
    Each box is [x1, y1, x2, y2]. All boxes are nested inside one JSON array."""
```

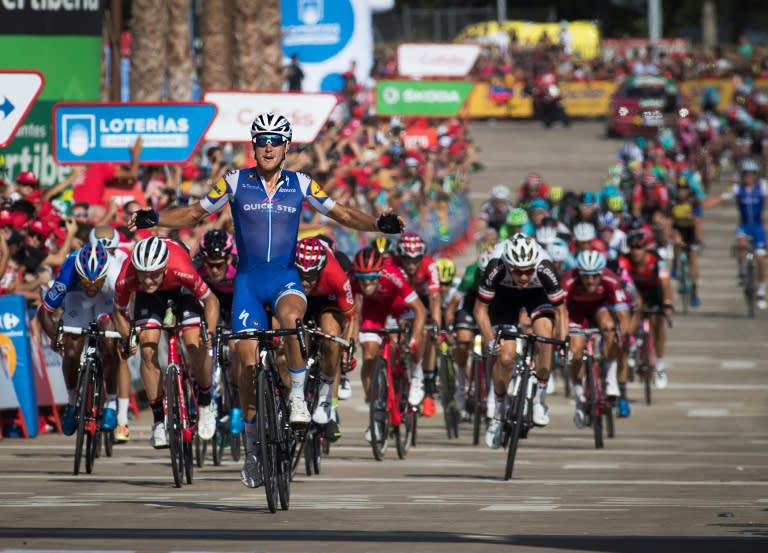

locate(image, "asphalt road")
[[1, 121, 767, 553]]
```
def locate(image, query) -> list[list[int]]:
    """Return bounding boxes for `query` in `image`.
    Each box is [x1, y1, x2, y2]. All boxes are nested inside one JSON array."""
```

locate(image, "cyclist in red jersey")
[[389, 232, 440, 417], [619, 231, 673, 389], [295, 237, 357, 441], [572, 222, 608, 254], [352, 247, 427, 441], [632, 171, 669, 221], [196, 229, 244, 436], [112, 236, 220, 449], [562, 250, 631, 425]]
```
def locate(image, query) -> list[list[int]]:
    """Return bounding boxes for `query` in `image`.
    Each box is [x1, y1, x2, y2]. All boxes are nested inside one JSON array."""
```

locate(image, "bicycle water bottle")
[[473, 334, 482, 356]]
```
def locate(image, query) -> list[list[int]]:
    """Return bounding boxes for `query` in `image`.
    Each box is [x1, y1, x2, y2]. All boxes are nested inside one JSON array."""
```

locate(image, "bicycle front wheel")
[[73, 362, 92, 476], [438, 354, 459, 440], [745, 256, 756, 318], [504, 368, 530, 481], [85, 366, 104, 474], [166, 365, 184, 488], [273, 390, 292, 511], [368, 358, 389, 461], [471, 356, 484, 446], [587, 359, 604, 450], [256, 369, 278, 512]]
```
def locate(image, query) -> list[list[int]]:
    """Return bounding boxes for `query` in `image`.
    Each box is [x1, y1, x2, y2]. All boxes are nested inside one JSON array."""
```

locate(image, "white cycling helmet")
[[740, 157, 759, 173], [89, 226, 120, 250], [535, 226, 558, 246], [573, 222, 596, 242], [547, 238, 570, 263], [478, 248, 494, 271], [491, 185, 510, 201], [502, 235, 540, 268], [250, 112, 292, 143], [576, 249, 607, 275], [132, 236, 169, 272]]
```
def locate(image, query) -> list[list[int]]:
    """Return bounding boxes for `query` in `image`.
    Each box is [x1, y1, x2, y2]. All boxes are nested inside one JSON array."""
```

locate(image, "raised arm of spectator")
[[0, 233, 8, 280], [116, 136, 143, 179], [42, 217, 78, 267], [42, 166, 84, 202]]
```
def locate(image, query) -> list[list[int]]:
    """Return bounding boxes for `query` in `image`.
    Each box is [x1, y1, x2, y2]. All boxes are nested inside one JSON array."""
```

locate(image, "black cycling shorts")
[[487, 287, 555, 327], [638, 286, 664, 309], [133, 289, 203, 327]]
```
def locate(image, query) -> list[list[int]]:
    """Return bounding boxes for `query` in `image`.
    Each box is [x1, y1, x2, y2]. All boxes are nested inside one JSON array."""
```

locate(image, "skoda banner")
[[281, 0, 394, 93], [376, 80, 475, 117]]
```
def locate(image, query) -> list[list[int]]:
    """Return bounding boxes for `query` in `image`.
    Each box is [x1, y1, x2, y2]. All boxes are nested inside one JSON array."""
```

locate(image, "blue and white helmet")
[[576, 249, 607, 275], [250, 112, 292, 143], [75, 241, 109, 284]]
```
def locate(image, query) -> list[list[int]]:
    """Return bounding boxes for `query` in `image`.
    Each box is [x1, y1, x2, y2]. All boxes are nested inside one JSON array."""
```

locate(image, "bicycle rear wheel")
[[438, 354, 459, 439], [471, 356, 484, 446], [606, 400, 615, 439], [504, 368, 530, 481], [195, 435, 207, 468], [679, 253, 690, 316], [166, 365, 184, 488], [73, 362, 92, 476], [368, 359, 389, 461], [182, 377, 195, 485], [257, 369, 277, 513]]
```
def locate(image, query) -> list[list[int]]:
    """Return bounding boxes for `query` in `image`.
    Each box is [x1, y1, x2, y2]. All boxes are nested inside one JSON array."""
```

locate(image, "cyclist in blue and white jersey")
[[130, 112, 404, 488], [706, 157, 767, 309], [36, 241, 122, 436]]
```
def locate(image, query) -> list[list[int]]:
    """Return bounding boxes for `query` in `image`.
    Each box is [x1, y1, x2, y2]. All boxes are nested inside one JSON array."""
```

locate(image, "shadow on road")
[[0, 528, 765, 551]]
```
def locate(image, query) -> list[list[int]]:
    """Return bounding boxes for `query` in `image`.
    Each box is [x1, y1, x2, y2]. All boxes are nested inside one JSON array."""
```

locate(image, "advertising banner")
[[280, 0, 394, 93], [53, 102, 217, 164], [560, 81, 616, 117], [0, 294, 38, 438], [376, 80, 474, 117], [397, 43, 481, 78], [204, 91, 338, 144], [0, 70, 45, 148], [0, 0, 103, 35], [679, 79, 734, 114], [465, 82, 532, 118]]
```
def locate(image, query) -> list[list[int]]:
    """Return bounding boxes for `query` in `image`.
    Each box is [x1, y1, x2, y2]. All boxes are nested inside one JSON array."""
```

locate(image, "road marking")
[[687, 408, 730, 417], [562, 463, 621, 470], [481, 504, 559, 511], [721, 360, 757, 370]]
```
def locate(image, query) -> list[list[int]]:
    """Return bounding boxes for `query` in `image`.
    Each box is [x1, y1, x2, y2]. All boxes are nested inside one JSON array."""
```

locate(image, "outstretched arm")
[[326, 204, 405, 234], [129, 201, 208, 231]]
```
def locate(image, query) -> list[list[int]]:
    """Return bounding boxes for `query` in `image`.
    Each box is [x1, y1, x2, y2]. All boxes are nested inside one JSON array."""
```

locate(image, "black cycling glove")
[[134, 209, 160, 229], [376, 212, 403, 234]]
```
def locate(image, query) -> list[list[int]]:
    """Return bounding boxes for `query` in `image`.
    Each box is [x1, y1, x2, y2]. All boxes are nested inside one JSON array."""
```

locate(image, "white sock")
[[656, 358, 665, 374], [67, 389, 77, 405], [318, 377, 333, 405], [758, 282, 766, 295], [534, 380, 547, 405], [288, 367, 307, 399], [573, 382, 584, 404], [106, 394, 117, 411], [117, 397, 130, 425], [606, 360, 618, 386], [494, 394, 505, 419], [410, 360, 424, 381]]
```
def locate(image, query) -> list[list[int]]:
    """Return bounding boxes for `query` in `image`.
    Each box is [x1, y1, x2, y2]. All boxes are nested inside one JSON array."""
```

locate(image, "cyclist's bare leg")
[[138, 328, 163, 402], [756, 251, 766, 286], [235, 338, 259, 421], [273, 294, 308, 400], [61, 334, 85, 396], [652, 314, 666, 358], [360, 340, 380, 403], [454, 328, 473, 380], [532, 316, 554, 382], [567, 333, 586, 384], [98, 317, 120, 396], [493, 338, 517, 398], [736, 235, 748, 270], [319, 310, 343, 380], [181, 327, 212, 390]]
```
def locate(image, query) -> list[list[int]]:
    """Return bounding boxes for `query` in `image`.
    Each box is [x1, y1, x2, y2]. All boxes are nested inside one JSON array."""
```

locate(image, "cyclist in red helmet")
[[390, 231, 440, 417], [295, 237, 357, 441], [352, 246, 427, 442]]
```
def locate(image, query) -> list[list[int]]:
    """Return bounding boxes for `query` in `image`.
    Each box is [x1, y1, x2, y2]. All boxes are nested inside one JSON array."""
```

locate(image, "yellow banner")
[[561, 81, 617, 117], [679, 79, 734, 114], [466, 81, 616, 118]]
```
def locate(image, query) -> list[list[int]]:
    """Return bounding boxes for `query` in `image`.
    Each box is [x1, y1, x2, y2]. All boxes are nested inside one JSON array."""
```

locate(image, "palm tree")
[[233, 0, 282, 90], [167, 0, 195, 100], [200, 0, 234, 92], [130, 0, 168, 100]]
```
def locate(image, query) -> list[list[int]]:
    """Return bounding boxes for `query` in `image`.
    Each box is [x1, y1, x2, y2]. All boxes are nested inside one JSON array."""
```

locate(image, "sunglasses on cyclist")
[[79, 274, 107, 289], [253, 134, 287, 148], [511, 267, 535, 277], [137, 269, 165, 281], [355, 271, 382, 281], [580, 273, 601, 280], [204, 259, 227, 269], [299, 269, 321, 281]]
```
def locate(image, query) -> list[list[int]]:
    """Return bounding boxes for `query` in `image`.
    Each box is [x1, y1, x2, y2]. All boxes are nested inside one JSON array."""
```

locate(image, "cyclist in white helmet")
[[479, 185, 514, 233], [474, 234, 568, 448], [112, 236, 220, 450], [128, 112, 404, 488]]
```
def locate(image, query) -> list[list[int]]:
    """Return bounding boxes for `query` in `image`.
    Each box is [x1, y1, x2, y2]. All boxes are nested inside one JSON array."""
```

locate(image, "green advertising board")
[[0, 35, 101, 186], [376, 80, 475, 117]]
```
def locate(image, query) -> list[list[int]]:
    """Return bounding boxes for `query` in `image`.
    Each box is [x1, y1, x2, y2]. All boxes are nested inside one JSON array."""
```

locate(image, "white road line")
[[481, 504, 559, 511], [562, 463, 621, 470], [687, 408, 731, 417], [721, 360, 757, 370]]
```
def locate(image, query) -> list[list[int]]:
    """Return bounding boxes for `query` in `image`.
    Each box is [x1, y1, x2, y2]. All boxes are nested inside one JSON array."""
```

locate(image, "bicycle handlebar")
[[495, 327, 569, 348], [60, 325, 122, 340], [220, 319, 308, 358]]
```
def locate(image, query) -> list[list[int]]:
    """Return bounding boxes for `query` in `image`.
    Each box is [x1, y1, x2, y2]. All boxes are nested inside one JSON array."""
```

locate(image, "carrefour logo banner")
[[52, 102, 217, 164], [376, 80, 475, 117], [281, 0, 394, 93]]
